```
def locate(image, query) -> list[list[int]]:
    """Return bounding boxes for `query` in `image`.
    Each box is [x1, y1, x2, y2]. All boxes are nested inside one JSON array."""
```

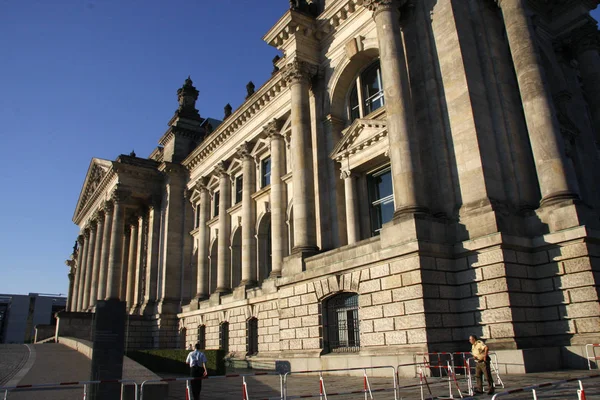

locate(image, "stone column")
[[216, 162, 232, 293], [106, 190, 127, 300], [72, 235, 84, 311], [131, 213, 145, 313], [236, 144, 257, 286], [267, 121, 286, 276], [573, 24, 600, 144], [125, 218, 139, 309], [76, 230, 90, 310], [195, 180, 211, 298], [497, 0, 579, 205], [88, 211, 105, 308], [342, 170, 360, 244], [363, 0, 427, 216], [66, 255, 76, 312], [97, 201, 113, 302], [120, 225, 132, 301], [142, 199, 161, 314], [82, 222, 97, 310], [284, 59, 318, 253]]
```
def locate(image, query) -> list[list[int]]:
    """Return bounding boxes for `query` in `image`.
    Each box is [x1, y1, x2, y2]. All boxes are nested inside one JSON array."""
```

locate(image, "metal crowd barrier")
[[1, 378, 138, 400], [490, 373, 600, 399], [139, 371, 283, 400], [586, 343, 600, 370], [283, 365, 398, 400]]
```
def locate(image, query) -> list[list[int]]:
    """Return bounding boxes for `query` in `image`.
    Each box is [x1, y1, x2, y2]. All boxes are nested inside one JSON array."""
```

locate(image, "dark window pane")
[[324, 293, 360, 353], [349, 85, 360, 121], [367, 167, 393, 235], [214, 191, 220, 217], [261, 158, 271, 188], [197, 325, 206, 349], [361, 61, 384, 115], [220, 322, 229, 353], [247, 318, 258, 356], [235, 176, 243, 204]]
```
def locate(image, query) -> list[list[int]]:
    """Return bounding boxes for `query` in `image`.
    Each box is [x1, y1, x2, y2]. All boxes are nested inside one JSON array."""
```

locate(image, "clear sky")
[[0, 2, 598, 296]]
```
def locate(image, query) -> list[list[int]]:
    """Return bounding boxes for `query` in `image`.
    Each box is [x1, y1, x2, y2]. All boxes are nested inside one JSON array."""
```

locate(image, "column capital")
[[194, 177, 210, 193], [214, 161, 230, 177], [265, 119, 284, 140], [283, 59, 318, 85], [236, 142, 254, 160], [77, 234, 85, 245], [111, 188, 130, 204], [363, 0, 408, 17], [340, 169, 353, 180], [102, 200, 114, 214], [572, 23, 600, 54], [83, 228, 91, 239]]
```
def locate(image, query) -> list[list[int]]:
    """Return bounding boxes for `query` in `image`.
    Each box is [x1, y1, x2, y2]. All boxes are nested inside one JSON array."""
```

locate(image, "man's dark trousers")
[[475, 360, 494, 393], [190, 366, 203, 400]]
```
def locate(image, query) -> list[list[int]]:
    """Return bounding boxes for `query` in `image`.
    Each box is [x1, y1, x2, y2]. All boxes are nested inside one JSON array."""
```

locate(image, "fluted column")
[[236, 144, 257, 286], [71, 235, 84, 311], [216, 162, 232, 293], [195, 180, 211, 298], [66, 253, 77, 312], [106, 190, 127, 300], [363, 0, 427, 216], [97, 201, 113, 301], [131, 213, 145, 313], [496, 0, 579, 205], [573, 24, 600, 144], [342, 170, 360, 244], [120, 225, 132, 301], [284, 59, 318, 253], [142, 199, 161, 314], [125, 218, 139, 309], [76, 229, 90, 311], [82, 221, 97, 310], [267, 121, 286, 276], [88, 211, 104, 308]]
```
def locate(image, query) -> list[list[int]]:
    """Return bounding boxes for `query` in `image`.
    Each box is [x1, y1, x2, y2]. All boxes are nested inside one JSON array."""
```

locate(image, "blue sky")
[[0, 2, 598, 296]]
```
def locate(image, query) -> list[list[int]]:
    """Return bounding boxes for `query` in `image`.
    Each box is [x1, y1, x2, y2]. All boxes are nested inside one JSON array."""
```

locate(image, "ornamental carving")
[[111, 187, 130, 204], [283, 59, 318, 85], [102, 200, 114, 214], [236, 142, 254, 160], [214, 161, 230, 177], [77, 235, 85, 245], [195, 177, 210, 193], [264, 119, 284, 139]]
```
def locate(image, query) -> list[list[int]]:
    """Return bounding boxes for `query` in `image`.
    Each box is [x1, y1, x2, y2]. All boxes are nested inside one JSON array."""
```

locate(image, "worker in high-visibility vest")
[[469, 335, 494, 395]]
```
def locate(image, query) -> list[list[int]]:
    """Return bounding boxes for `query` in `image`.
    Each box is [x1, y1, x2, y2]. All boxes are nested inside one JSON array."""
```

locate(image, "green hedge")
[[127, 349, 226, 376]]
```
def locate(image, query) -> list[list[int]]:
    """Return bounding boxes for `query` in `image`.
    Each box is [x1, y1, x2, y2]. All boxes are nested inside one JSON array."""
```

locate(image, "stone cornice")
[[317, 0, 364, 37], [182, 71, 289, 171], [263, 9, 320, 49]]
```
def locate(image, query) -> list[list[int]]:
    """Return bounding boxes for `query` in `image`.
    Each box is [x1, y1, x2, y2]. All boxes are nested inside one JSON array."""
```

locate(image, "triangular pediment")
[[73, 158, 113, 223], [330, 118, 387, 161]]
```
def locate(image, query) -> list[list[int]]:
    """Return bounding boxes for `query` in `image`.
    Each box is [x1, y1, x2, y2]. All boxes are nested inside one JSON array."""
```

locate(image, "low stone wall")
[[55, 311, 93, 342], [34, 324, 56, 343]]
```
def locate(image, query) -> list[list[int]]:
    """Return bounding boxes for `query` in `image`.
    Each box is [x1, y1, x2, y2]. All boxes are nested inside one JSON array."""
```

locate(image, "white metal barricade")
[[1, 378, 137, 400], [140, 371, 283, 400], [490, 373, 600, 399], [586, 344, 600, 370], [283, 365, 398, 400], [414, 352, 455, 378]]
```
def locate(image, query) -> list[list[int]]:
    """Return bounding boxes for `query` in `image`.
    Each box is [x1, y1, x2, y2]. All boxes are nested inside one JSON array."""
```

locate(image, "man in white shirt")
[[185, 343, 208, 400]]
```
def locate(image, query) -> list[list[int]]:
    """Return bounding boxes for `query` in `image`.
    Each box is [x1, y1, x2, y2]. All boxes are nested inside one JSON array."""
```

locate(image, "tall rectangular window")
[[197, 325, 206, 349], [213, 191, 220, 218], [195, 204, 200, 228], [367, 166, 394, 236], [220, 322, 229, 353], [235, 175, 243, 204], [261, 157, 271, 188]]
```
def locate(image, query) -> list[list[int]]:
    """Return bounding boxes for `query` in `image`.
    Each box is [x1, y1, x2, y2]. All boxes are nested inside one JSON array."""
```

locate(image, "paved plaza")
[[2, 343, 600, 399]]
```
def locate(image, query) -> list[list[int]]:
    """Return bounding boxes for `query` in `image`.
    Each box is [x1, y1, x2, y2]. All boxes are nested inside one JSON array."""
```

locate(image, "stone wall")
[[34, 324, 56, 343]]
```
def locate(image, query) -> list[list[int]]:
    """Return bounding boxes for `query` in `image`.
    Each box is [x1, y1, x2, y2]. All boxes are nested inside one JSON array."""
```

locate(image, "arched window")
[[347, 61, 384, 122], [323, 293, 360, 353], [220, 321, 229, 353], [246, 318, 258, 356], [197, 325, 206, 349]]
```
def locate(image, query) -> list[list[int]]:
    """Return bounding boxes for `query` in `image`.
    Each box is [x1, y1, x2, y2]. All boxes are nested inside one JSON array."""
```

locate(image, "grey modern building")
[[0, 293, 66, 344]]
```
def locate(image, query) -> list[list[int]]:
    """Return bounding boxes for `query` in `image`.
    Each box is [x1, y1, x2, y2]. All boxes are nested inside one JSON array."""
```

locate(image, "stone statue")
[[130, 150, 136, 157], [224, 103, 232, 119], [272, 55, 281, 75], [246, 81, 255, 99], [289, 0, 318, 16]]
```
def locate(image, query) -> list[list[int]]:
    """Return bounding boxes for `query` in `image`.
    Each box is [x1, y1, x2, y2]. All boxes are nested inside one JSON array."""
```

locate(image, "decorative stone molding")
[[283, 59, 318, 85], [214, 161, 230, 177], [340, 169, 352, 180], [111, 187, 130, 204], [572, 23, 600, 54], [77, 235, 85, 245], [236, 142, 254, 160]]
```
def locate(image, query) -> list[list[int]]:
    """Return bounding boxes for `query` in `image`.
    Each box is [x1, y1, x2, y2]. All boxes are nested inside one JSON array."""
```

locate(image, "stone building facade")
[[67, 0, 600, 373]]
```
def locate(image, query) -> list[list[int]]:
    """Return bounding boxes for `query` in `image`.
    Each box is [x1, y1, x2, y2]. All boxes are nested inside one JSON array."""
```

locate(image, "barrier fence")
[[3, 358, 600, 399], [1, 379, 137, 400], [586, 344, 600, 370]]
